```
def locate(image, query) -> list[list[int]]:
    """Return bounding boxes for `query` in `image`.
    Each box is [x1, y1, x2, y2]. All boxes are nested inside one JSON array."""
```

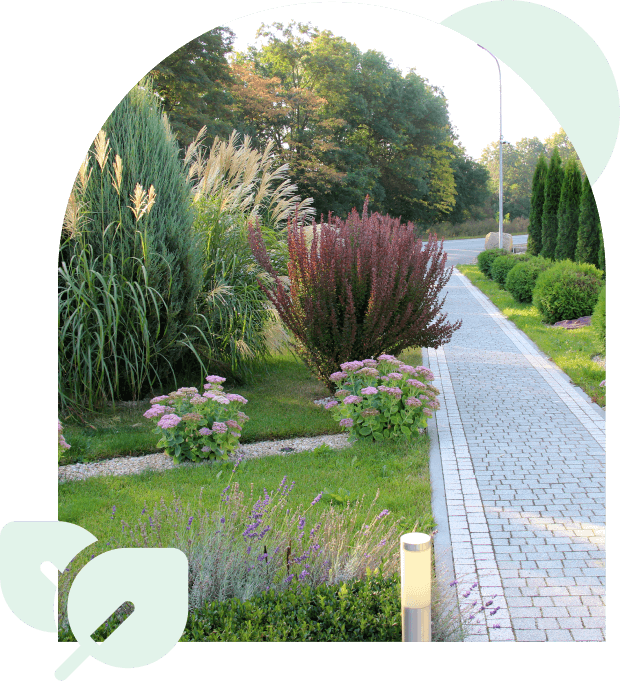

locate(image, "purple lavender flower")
[[311, 492, 323, 506], [299, 569, 310, 580], [283, 574, 294, 584], [187, 517, 194, 529], [377, 509, 390, 519], [298, 517, 306, 532], [493, 623, 501, 629], [111, 505, 116, 520]]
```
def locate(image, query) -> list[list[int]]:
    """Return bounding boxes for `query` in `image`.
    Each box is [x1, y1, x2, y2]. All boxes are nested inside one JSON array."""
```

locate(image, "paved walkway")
[[425, 269, 605, 642]]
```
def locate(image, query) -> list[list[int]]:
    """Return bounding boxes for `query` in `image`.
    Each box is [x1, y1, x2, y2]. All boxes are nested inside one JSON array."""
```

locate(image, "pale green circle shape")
[[441, 0, 619, 183]]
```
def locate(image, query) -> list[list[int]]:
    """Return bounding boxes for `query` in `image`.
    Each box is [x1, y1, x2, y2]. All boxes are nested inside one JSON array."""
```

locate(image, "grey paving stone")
[[428, 271, 606, 642]]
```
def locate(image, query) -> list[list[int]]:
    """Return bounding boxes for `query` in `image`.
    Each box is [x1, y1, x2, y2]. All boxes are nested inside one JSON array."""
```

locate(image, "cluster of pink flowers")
[[158, 414, 182, 429], [58, 420, 70, 454]]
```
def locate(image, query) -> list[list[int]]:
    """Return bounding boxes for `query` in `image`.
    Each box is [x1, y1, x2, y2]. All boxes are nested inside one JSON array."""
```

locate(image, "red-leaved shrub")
[[248, 200, 462, 386]]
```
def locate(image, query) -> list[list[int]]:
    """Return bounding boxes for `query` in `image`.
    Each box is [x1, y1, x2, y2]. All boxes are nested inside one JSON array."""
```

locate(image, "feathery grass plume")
[[248, 199, 462, 387], [178, 128, 316, 382], [111, 154, 123, 194], [93, 129, 110, 170], [185, 129, 315, 231]]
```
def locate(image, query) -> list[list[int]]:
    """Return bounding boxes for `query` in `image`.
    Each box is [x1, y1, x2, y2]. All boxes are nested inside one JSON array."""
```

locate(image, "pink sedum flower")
[[158, 414, 182, 429], [343, 395, 362, 404], [227, 394, 248, 404], [206, 375, 226, 384], [361, 386, 378, 395], [329, 371, 348, 381], [198, 427, 212, 436], [362, 359, 378, 367], [406, 397, 422, 408], [211, 422, 228, 433], [387, 372, 403, 380], [324, 400, 339, 409], [340, 361, 364, 372], [144, 404, 167, 419], [339, 418, 354, 428]]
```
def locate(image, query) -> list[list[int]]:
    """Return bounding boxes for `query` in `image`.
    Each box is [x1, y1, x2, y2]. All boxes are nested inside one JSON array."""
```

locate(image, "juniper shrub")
[[248, 199, 461, 386]]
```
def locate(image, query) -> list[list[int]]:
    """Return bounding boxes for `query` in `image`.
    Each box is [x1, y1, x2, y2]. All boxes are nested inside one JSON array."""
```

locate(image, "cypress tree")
[[61, 78, 202, 384], [527, 154, 547, 255], [555, 158, 582, 261], [575, 174, 601, 266], [598, 221, 605, 275], [540, 147, 564, 259]]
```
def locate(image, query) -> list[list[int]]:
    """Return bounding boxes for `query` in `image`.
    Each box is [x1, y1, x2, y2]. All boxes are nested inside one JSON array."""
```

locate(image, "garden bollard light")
[[400, 532, 431, 642]]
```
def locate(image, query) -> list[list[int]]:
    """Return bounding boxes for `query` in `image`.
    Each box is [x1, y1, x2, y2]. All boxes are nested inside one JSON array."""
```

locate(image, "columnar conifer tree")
[[527, 154, 547, 255], [555, 158, 582, 261], [248, 200, 462, 386], [575, 174, 601, 266], [540, 147, 564, 259], [597, 221, 605, 274]]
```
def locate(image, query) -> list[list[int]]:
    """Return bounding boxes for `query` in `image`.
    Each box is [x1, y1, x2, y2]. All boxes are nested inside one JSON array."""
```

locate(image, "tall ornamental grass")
[[248, 199, 461, 386], [59, 160, 204, 411], [180, 130, 315, 381], [59, 80, 206, 411]]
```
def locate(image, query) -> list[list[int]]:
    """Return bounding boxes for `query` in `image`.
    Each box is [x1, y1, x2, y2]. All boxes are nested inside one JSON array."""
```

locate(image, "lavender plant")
[[324, 355, 440, 440], [59, 456, 499, 641]]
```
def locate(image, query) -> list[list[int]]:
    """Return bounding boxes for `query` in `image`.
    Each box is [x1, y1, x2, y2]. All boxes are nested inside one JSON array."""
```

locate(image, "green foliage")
[[555, 158, 582, 261], [527, 154, 547, 255], [505, 256, 553, 303], [477, 248, 508, 278], [59, 79, 204, 410], [490, 254, 530, 288], [598, 222, 606, 274], [249, 201, 460, 387], [540, 147, 564, 259], [149, 28, 236, 149], [532, 260, 604, 325], [59, 572, 403, 642], [591, 286, 605, 352], [575, 175, 601, 266]]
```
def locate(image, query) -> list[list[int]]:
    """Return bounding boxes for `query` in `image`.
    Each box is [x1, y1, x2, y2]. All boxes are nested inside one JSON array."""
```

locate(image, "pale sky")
[[226, 4, 563, 161]]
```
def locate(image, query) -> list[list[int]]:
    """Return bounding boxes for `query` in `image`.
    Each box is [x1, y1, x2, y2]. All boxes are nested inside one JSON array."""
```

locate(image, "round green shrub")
[[490, 254, 529, 288], [505, 256, 553, 303], [477, 248, 508, 278], [591, 286, 606, 351], [532, 260, 604, 325]]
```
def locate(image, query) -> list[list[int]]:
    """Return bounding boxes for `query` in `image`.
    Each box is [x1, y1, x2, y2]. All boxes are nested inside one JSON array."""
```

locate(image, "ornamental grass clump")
[[248, 198, 461, 387], [144, 376, 249, 463], [325, 355, 440, 440]]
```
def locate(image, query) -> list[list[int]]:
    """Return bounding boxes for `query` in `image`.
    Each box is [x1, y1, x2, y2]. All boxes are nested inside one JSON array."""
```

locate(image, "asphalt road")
[[433, 234, 529, 267]]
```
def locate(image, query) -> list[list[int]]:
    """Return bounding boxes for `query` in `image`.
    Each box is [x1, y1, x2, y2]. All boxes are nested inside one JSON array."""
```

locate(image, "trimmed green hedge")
[[591, 286, 606, 351], [477, 248, 508, 278], [505, 256, 553, 303], [490, 253, 531, 288], [532, 260, 604, 325]]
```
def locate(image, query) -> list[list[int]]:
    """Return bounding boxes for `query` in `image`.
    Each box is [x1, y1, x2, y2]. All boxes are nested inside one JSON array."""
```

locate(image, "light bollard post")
[[400, 532, 432, 642]]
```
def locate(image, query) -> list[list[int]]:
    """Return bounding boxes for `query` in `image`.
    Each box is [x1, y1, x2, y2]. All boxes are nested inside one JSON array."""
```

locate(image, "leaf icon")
[[56, 548, 187, 680]]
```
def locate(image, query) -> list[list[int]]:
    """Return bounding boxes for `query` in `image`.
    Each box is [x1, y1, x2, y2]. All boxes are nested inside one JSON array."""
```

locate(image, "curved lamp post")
[[478, 44, 504, 249]]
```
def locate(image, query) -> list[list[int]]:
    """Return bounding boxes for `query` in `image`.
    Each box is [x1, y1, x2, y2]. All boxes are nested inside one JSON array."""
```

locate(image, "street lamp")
[[478, 44, 504, 250], [400, 532, 432, 641]]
